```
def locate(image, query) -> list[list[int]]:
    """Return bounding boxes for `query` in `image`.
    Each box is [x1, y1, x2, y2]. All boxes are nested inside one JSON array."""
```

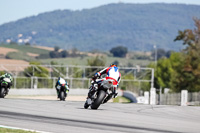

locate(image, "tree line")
[[148, 18, 200, 93]]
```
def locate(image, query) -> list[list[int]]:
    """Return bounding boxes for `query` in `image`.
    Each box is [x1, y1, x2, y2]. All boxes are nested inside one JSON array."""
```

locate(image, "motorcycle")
[[0, 77, 11, 98], [84, 77, 117, 109], [57, 84, 68, 101], [56, 79, 69, 101]]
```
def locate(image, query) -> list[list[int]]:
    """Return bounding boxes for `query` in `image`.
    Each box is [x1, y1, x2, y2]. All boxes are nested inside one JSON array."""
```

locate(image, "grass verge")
[[113, 96, 131, 103], [0, 128, 36, 133]]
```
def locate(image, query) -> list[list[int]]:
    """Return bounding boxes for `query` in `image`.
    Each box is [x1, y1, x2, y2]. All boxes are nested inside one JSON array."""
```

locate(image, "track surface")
[[0, 98, 200, 133]]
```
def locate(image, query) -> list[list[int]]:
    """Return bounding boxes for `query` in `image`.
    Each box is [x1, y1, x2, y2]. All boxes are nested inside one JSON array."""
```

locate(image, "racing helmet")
[[5, 73, 12, 77], [110, 64, 117, 67]]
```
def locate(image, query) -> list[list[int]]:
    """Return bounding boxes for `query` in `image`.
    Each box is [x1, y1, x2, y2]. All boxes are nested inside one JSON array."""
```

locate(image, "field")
[[0, 59, 29, 71], [38, 56, 151, 66], [0, 47, 18, 56], [0, 44, 152, 67], [0, 45, 50, 54]]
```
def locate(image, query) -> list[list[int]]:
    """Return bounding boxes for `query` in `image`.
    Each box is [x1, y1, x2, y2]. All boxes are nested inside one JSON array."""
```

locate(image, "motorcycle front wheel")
[[0, 88, 5, 98], [60, 91, 65, 101], [91, 90, 106, 109]]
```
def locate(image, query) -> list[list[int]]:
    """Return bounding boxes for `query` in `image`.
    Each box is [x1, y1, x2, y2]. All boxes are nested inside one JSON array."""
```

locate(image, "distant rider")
[[87, 64, 121, 103], [55, 77, 69, 98], [0, 73, 13, 94]]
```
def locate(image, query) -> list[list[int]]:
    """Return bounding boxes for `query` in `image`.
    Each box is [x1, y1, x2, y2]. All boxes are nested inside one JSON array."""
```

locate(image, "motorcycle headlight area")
[[3, 78, 11, 83], [57, 86, 61, 89]]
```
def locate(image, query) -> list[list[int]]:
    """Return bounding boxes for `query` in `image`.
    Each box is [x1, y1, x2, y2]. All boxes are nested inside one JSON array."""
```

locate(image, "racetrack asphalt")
[[0, 98, 200, 133]]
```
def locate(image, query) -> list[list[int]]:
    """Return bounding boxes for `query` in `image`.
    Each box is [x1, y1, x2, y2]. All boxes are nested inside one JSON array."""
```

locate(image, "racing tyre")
[[0, 88, 5, 98], [84, 102, 89, 109], [60, 91, 65, 101], [91, 90, 106, 109]]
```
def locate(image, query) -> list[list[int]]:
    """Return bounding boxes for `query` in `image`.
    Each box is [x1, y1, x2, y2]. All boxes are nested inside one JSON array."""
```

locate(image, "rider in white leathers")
[[87, 64, 121, 103]]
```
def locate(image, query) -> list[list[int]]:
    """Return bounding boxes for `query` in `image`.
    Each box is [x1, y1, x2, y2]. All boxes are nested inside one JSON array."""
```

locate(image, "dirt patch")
[[0, 47, 18, 56], [32, 45, 54, 51], [0, 59, 29, 71], [27, 52, 39, 57]]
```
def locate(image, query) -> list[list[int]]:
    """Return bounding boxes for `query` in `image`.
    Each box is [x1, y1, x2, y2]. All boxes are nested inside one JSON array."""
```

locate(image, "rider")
[[87, 64, 121, 103], [0, 73, 13, 94], [55, 77, 69, 98]]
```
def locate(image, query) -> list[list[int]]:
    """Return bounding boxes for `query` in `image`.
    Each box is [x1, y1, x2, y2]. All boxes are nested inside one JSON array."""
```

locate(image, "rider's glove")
[[94, 72, 100, 78]]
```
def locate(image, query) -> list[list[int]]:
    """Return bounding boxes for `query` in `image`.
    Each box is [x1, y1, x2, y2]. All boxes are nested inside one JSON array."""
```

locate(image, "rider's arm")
[[95, 67, 108, 77], [117, 72, 121, 86]]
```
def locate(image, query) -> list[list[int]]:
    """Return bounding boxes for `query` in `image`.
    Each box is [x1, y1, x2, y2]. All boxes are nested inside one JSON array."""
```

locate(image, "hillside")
[[0, 3, 200, 51]]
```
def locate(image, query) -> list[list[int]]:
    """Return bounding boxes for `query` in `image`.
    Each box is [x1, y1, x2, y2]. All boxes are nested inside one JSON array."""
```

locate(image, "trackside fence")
[[0, 64, 154, 95], [156, 92, 200, 106]]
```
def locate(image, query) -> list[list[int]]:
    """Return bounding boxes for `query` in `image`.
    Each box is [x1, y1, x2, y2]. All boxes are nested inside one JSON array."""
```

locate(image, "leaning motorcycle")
[[84, 78, 116, 110], [0, 77, 11, 98]]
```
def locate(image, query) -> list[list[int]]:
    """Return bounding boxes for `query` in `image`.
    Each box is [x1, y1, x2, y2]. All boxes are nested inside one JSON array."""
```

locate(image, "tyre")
[[60, 91, 65, 101], [0, 88, 5, 98], [84, 102, 89, 109], [91, 90, 106, 109]]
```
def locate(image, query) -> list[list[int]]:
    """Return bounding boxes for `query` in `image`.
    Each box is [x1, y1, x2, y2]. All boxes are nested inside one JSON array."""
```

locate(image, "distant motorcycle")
[[0, 77, 11, 98], [84, 77, 117, 109], [56, 81, 69, 101]]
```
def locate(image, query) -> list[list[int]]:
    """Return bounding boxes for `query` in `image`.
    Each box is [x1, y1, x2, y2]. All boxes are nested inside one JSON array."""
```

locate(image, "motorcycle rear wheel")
[[91, 90, 106, 109]]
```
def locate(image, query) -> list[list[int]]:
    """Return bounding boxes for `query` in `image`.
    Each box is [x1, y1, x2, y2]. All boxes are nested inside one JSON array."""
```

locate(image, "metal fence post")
[[14, 76, 17, 89], [31, 77, 33, 89], [151, 68, 154, 89]]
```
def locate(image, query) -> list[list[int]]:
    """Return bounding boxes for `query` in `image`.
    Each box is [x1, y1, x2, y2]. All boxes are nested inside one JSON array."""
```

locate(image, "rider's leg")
[[56, 89, 59, 98], [87, 79, 103, 99]]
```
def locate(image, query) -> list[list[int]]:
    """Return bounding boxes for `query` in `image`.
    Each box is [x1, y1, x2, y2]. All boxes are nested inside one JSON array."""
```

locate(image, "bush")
[[110, 46, 128, 57]]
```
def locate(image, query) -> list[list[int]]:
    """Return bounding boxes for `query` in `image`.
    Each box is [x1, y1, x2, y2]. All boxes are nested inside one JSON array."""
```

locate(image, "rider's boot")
[[56, 90, 60, 98]]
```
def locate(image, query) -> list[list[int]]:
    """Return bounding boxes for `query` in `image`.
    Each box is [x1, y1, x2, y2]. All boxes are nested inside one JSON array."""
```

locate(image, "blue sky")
[[0, 0, 200, 25]]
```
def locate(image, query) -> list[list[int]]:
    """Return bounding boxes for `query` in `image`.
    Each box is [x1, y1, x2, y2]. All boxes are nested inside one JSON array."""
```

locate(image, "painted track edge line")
[[0, 125, 51, 133]]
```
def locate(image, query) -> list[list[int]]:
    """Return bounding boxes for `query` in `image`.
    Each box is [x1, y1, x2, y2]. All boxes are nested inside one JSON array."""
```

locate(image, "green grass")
[[113, 96, 131, 103], [0, 44, 151, 67], [39, 56, 151, 66], [0, 128, 36, 133], [39, 56, 89, 65], [0, 45, 49, 54], [0, 44, 50, 61], [6, 52, 35, 61]]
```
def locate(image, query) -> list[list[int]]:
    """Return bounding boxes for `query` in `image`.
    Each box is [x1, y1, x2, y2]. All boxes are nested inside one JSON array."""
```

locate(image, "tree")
[[49, 51, 60, 58], [147, 52, 184, 92], [50, 61, 66, 78], [24, 62, 49, 77], [54, 46, 60, 52], [87, 56, 106, 77], [60, 50, 69, 58], [173, 18, 200, 92], [110, 46, 128, 57], [25, 42, 31, 46]]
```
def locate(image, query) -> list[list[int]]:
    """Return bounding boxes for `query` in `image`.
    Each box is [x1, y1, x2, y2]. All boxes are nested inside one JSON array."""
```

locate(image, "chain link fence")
[[0, 64, 155, 94]]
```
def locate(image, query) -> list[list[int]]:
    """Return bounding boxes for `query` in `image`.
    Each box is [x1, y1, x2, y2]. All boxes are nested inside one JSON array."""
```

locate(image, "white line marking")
[[0, 125, 51, 133]]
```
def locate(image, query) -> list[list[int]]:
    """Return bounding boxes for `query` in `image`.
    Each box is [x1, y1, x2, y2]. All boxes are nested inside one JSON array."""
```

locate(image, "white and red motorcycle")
[[84, 77, 117, 110]]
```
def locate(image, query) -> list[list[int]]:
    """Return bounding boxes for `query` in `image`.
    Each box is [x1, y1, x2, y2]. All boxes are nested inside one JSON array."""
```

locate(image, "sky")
[[0, 0, 200, 25]]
